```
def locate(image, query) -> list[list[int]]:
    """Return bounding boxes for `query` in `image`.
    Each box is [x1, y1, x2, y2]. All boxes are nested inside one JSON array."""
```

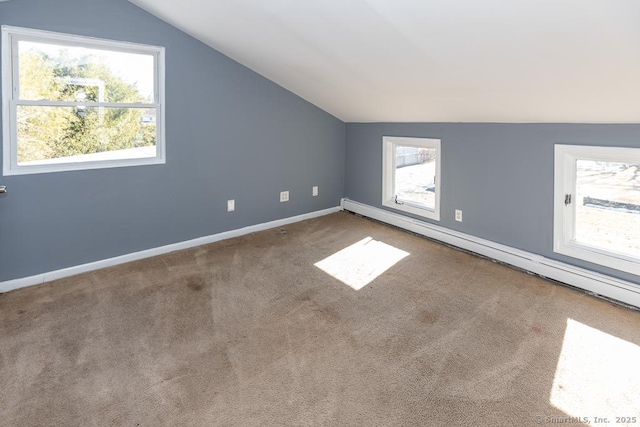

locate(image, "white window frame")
[[554, 144, 640, 276], [1, 26, 166, 175], [382, 136, 441, 221]]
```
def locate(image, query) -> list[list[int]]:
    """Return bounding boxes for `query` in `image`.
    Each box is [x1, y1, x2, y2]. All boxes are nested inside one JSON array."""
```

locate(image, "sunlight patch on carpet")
[[314, 237, 409, 290], [550, 318, 640, 424]]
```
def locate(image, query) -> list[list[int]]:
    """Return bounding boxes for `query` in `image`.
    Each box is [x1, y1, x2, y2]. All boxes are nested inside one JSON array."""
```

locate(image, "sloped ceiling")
[[129, 0, 640, 123]]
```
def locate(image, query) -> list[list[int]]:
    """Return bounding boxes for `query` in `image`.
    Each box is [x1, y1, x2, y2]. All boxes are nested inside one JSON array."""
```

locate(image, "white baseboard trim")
[[341, 198, 640, 309], [0, 206, 342, 293]]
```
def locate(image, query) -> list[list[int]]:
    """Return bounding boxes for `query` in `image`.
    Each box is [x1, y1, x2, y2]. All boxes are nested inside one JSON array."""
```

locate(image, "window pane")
[[19, 41, 155, 103], [17, 106, 157, 165], [575, 160, 640, 258], [394, 146, 437, 209]]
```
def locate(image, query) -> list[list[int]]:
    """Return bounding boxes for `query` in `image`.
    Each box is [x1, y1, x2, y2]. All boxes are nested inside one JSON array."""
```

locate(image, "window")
[[554, 144, 640, 275], [2, 26, 165, 175], [382, 136, 441, 220]]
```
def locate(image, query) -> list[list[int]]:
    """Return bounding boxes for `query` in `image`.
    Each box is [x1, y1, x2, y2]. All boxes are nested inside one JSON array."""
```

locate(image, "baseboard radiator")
[[341, 198, 640, 309]]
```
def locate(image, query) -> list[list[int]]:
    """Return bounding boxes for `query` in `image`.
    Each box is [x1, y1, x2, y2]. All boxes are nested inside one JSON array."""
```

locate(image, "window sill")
[[4, 155, 165, 176], [382, 198, 440, 221], [554, 241, 640, 277]]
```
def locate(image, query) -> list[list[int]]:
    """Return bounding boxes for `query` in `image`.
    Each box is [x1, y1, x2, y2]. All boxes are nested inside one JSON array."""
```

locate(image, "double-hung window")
[[2, 26, 165, 175], [554, 144, 640, 275], [382, 136, 441, 221]]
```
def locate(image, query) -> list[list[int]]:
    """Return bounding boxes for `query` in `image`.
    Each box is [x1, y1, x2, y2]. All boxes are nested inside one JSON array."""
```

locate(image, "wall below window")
[[0, 0, 345, 282], [345, 123, 640, 285]]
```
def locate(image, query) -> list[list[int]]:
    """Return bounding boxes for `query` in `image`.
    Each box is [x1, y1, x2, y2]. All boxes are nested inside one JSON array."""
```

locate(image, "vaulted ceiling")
[[129, 0, 640, 123]]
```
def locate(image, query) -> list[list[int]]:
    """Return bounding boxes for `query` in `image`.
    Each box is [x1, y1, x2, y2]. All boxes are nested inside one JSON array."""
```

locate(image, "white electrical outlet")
[[455, 210, 463, 222], [280, 191, 290, 202], [312, 186, 319, 197], [227, 200, 235, 212]]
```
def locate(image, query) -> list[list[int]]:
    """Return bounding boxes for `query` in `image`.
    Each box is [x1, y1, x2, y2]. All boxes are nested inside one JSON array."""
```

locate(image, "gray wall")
[[0, 0, 345, 282], [345, 123, 640, 285]]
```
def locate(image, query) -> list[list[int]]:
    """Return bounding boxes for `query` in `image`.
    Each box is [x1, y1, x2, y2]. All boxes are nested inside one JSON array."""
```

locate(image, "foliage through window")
[[2, 26, 165, 174]]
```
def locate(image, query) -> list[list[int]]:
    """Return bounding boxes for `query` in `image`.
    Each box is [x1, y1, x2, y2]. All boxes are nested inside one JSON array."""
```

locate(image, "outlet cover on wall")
[[227, 200, 235, 212], [280, 191, 290, 202], [312, 186, 319, 197], [455, 210, 463, 222]]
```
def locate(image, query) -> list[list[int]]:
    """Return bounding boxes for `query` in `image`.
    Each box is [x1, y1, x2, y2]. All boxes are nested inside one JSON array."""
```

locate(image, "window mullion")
[[14, 100, 159, 109]]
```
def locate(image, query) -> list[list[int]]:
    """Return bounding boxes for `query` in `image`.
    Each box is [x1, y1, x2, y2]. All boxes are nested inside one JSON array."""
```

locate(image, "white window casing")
[[2, 26, 166, 175], [554, 144, 640, 276], [382, 136, 441, 221]]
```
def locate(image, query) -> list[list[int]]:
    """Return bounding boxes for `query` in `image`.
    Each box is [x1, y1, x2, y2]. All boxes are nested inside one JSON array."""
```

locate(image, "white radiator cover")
[[341, 198, 640, 309]]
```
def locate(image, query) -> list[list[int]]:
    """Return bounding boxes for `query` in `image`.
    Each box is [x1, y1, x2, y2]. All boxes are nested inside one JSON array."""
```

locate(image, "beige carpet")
[[1, 212, 639, 426]]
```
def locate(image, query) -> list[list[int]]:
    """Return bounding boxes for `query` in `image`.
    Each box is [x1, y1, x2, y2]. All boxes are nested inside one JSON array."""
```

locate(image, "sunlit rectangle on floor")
[[314, 237, 409, 290], [550, 318, 640, 424]]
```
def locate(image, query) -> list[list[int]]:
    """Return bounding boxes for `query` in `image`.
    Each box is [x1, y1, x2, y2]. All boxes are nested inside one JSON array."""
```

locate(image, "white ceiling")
[[129, 0, 640, 123]]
